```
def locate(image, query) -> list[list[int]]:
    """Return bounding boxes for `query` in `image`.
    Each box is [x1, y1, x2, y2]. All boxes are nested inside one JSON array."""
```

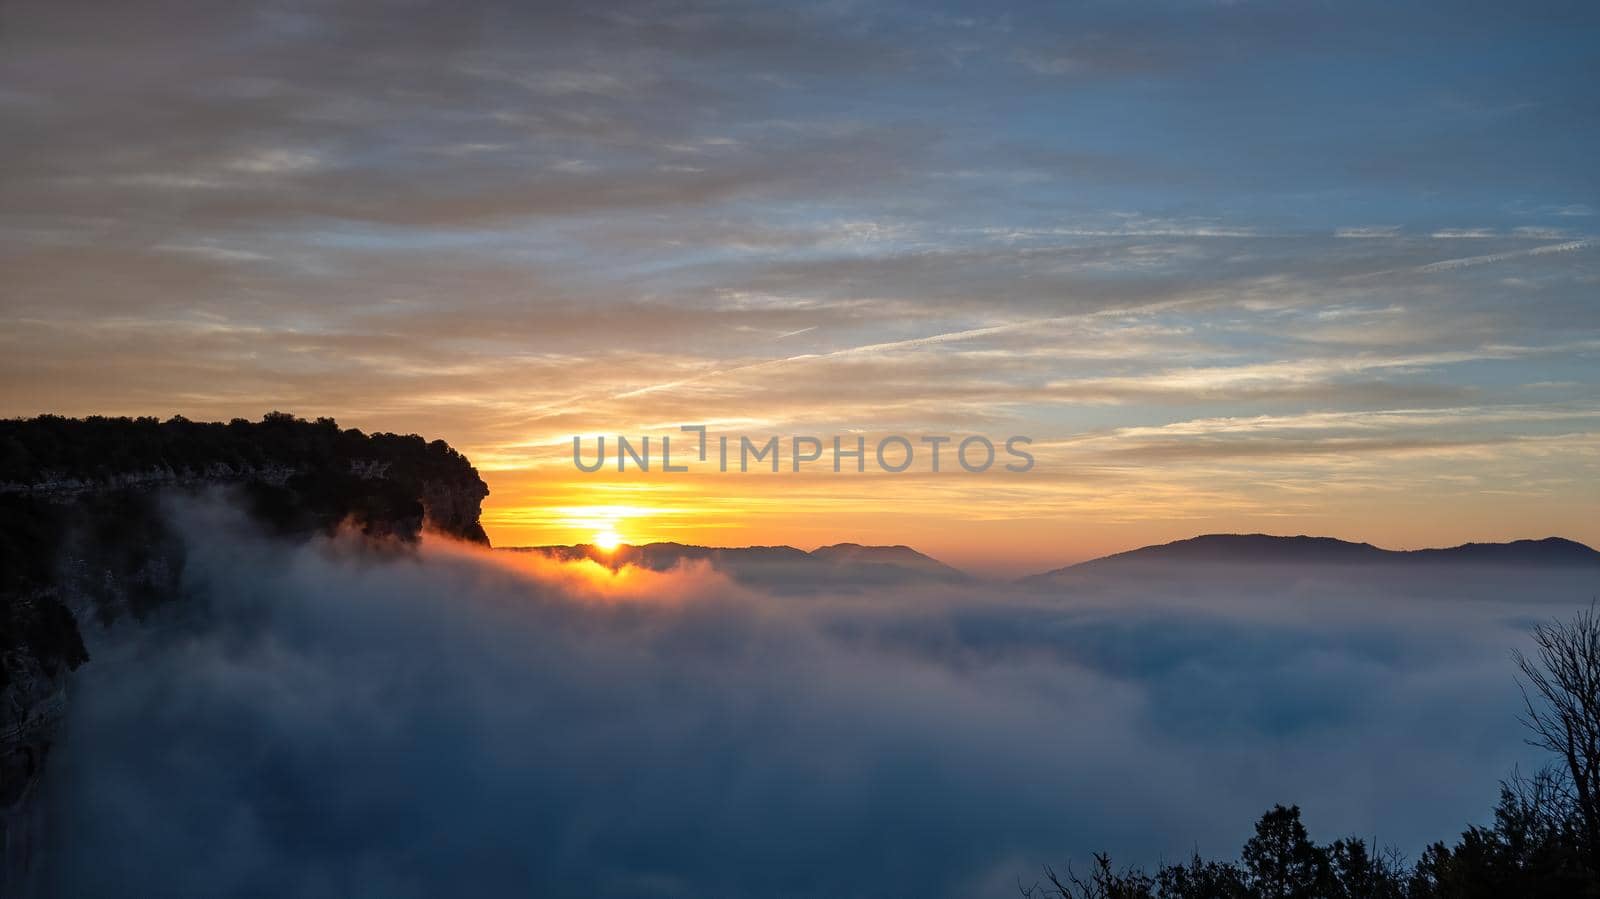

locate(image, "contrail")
[[554, 235, 1595, 414], [1416, 239, 1592, 273], [1342, 238, 1594, 281], [610, 316, 1075, 400]]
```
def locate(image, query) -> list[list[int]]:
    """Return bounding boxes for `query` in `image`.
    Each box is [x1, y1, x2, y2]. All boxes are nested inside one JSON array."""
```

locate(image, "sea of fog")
[[35, 498, 1595, 898]]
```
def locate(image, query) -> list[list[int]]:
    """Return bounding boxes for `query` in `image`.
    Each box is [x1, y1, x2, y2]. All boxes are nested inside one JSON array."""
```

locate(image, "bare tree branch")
[[1514, 602, 1600, 871]]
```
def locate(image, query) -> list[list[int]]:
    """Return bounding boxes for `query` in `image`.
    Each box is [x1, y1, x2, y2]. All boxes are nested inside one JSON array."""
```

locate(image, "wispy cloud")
[[1, 0, 1597, 556], [1417, 239, 1593, 273]]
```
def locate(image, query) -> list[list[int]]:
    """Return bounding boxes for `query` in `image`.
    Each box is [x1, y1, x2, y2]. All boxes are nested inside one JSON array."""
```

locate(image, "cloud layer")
[[35, 499, 1595, 897]]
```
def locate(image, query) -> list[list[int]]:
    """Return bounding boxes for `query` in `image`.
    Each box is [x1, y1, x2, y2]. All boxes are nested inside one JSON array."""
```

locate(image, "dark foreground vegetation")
[[1028, 607, 1600, 899], [1, 412, 489, 691], [3, 412, 495, 893], [0, 411, 485, 537]]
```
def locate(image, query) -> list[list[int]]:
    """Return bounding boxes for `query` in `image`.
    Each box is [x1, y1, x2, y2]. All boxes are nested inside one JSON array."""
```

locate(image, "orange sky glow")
[[4, 0, 1597, 576]]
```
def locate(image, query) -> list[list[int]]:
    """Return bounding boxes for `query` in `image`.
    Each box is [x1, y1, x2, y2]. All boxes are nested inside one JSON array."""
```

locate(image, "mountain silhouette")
[[1022, 534, 1600, 585], [505, 541, 968, 590], [807, 543, 968, 578], [513, 534, 1600, 589]]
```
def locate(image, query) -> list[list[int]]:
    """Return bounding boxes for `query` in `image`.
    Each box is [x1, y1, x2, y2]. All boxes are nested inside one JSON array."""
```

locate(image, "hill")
[[505, 541, 968, 590], [1023, 534, 1600, 585]]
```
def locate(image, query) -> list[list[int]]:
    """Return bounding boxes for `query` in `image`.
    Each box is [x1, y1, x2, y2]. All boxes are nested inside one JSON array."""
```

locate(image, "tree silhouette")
[[1242, 805, 1327, 897], [1515, 604, 1600, 873], [1023, 607, 1600, 898]]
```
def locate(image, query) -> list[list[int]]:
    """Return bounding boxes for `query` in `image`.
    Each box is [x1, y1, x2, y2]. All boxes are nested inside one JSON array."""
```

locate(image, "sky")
[[2, 0, 1597, 574]]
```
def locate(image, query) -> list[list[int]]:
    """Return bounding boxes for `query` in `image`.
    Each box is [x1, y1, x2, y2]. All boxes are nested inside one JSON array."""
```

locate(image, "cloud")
[[2, 0, 1598, 557], [1039, 345, 1582, 404], [610, 314, 1086, 400], [1335, 226, 1401, 239], [1416, 239, 1594, 273], [33, 496, 1592, 897]]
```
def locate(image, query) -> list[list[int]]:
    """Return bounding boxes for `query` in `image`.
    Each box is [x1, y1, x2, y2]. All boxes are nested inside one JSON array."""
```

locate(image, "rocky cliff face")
[[0, 413, 490, 892]]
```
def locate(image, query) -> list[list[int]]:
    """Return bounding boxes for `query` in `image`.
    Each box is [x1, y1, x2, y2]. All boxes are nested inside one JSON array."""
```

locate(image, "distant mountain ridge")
[[510, 534, 1600, 588], [808, 542, 963, 574], [1024, 534, 1600, 583], [504, 541, 969, 588]]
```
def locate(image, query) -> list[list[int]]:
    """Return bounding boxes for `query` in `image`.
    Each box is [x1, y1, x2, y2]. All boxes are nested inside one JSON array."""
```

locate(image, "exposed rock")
[[0, 413, 490, 891]]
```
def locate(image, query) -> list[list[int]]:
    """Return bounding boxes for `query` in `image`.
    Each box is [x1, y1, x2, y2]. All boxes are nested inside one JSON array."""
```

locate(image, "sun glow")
[[593, 529, 623, 552]]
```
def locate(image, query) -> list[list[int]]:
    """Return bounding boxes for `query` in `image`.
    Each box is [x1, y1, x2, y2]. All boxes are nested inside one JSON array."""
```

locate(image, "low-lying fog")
[[38, 499, 1597, 897]]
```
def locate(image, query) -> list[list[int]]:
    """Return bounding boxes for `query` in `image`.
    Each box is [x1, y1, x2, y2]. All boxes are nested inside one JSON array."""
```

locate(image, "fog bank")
[[36, 499, 1591, 897]]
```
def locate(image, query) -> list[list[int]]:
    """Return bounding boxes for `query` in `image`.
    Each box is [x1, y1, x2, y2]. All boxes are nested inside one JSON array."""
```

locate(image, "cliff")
[[0, 413, 490, 891]]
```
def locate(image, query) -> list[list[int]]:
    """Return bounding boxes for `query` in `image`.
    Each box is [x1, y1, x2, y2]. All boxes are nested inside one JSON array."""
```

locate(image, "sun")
[[593, 529, 623, 552]]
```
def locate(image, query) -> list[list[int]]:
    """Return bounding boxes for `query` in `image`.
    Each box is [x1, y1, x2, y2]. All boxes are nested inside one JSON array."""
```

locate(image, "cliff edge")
[[0, 412, 490, 890]]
